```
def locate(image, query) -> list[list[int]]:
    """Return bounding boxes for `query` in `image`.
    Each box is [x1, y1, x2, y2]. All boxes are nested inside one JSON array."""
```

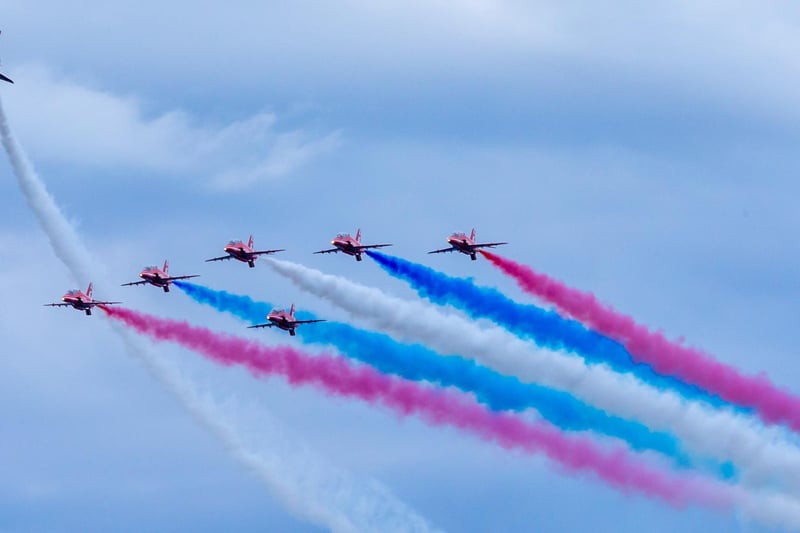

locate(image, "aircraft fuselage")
[[224, 245, 257, 265]]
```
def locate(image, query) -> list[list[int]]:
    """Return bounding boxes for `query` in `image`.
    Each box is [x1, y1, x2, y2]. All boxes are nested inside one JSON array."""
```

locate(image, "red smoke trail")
[[101, 305, 732, 510], [480, 250, 800, 431]]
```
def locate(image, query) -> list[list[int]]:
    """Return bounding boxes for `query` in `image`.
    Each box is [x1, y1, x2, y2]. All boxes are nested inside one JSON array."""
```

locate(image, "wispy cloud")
[[1, 64, 340, 189]]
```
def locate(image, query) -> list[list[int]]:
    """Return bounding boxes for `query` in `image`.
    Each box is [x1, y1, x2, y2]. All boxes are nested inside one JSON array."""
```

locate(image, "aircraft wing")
[[0, 72, 13, 84], [472, 241, 508, 249], [164, 274, 200, 282], [427, 247, 456, 254], [247, 323, 276, 329], [121, 280, 149, 287], [90, 301, 122, 306], [205, 255, 232, 263], [355, 244, 393, 251], [313, 248, 339, 255], [43, 302, 73, 307], [294, 319, 327, 325], [252, 249, 285, 256]]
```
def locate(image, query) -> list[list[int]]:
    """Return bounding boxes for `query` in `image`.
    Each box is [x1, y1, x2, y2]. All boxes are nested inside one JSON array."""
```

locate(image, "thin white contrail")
[[265, 259, 800, 495], [0, 96, 436, 533]]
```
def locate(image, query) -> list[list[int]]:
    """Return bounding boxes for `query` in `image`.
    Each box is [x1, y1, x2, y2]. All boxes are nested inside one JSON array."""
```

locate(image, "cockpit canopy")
[[227, 240, 241, 245], [450, 232, 467, 238], [66, 289, 81, 295], [335, 233, 351, 239], [144, 265, 158, 271], [269, 308, 285, 315]]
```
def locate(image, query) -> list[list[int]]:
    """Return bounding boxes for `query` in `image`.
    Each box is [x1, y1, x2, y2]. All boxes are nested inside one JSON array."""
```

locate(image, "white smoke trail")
[[265, 259, 800, 508], [0, 96, 436, 533], [157, 357, 434, 533]]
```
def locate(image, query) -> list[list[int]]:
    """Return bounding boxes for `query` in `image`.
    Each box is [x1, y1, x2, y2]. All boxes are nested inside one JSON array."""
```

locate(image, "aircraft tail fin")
[[163, 259, 169, 273], [290, 303, 295, 317], [87, 282, 93, 298], [248, 235, 254, 249], [470, 228, 476, 241], [355, 228, 361, 243]]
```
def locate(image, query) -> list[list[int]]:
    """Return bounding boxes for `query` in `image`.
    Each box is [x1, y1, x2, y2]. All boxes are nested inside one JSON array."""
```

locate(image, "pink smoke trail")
[[101, 305, 733, 510], [480, 250, 800, 431]]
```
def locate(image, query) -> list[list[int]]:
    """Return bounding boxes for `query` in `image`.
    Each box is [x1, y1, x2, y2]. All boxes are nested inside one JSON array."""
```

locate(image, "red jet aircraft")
[[205, 235, 284, 268], [121, 260, 199, 292], [0, 31, 12, 84], [247, 304, 326, 336], [314, 228, 392, 261], [44, 282, 121, 316], [428, 228, 507, 260]]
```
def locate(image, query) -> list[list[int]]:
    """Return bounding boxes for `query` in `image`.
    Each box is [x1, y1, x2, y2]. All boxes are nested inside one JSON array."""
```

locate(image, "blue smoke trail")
[[174, 280, 272, 321], [366, 251, 732, 409], [172, 281, 733, 474]]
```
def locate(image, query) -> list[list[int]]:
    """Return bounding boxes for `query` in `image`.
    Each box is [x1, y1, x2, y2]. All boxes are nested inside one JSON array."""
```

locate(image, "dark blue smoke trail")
[[365, 251, 730, 409], [171, 281, 720, 472]]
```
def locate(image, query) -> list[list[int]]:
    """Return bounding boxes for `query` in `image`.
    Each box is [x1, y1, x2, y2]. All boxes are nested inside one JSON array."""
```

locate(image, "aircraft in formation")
[[428, 228, 507, 260], [46, 228, 507, 318], [121, 260, 199, 292], [314, 228, 392, 262], [247, 304, 326, 336], [205, 235, 285, 268], [0, 31, 12, 84], [43, 283, 121, 316]]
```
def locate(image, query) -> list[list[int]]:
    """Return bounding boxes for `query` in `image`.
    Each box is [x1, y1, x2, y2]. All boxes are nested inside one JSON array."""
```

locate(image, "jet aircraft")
[[314, 228, 392, 261], [205, 235, 284, 268], [248, 304, 326, 336], [44, 283, 121, 316], [121, 259, 199, 292], [428, 228, 507, 260], [0, 31, 12, 84]]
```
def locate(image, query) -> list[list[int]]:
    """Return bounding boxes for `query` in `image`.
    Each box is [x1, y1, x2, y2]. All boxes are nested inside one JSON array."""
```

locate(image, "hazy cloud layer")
[[1, 65, 340, 189]]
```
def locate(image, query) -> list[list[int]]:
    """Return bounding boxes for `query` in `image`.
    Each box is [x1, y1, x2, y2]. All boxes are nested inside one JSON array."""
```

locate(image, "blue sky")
[[1, 1, 799, 531]]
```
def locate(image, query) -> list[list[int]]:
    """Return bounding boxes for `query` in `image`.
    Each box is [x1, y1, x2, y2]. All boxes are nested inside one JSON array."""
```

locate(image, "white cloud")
[[1, 64, 340, 189], [208, 127, 342, 190], [5, 1, 800, 121]]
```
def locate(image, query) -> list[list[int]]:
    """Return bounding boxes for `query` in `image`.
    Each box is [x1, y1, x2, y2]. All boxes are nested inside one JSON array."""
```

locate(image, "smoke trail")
[[174, 281, 696, 468], [174, 281, 272, 321], [0, 97, 436, 533], [479, 251, 800, 432], [103, 304, 737, 511], [264, 257, 800, 494], [366, 251, 724, 407], [142, 354, 434, 533]]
